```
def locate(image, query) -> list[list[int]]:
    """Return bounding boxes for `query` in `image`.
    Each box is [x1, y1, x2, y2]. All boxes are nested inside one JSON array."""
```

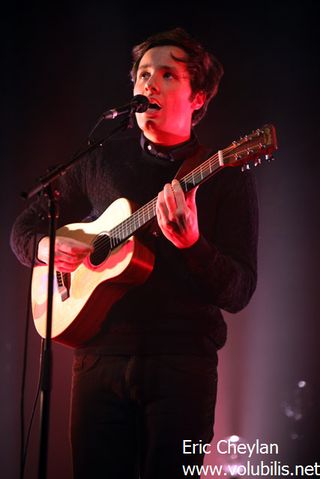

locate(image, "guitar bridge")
[[56, 271, 70, 301]]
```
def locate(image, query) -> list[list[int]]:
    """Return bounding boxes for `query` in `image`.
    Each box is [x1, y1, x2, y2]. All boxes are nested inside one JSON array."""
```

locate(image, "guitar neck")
[[109, 150, 223, 248], [108, 123, 277, 249]]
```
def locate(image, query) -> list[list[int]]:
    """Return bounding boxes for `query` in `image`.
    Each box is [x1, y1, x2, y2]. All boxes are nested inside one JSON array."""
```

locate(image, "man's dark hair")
[[130, 27, 224, 125]]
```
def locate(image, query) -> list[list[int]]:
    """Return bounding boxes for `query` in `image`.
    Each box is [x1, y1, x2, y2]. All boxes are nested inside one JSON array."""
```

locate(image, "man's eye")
[[163, 72, 173, 79], [139, 72, 150, 79]]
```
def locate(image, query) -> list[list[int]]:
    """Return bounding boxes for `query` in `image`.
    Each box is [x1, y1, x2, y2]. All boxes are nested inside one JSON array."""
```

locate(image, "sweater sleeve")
[[180, 168, 259, 313], [10, 157, 92, 268]]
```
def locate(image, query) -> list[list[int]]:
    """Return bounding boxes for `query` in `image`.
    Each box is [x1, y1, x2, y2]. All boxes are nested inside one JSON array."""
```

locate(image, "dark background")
[[1, 1, 319, 478]]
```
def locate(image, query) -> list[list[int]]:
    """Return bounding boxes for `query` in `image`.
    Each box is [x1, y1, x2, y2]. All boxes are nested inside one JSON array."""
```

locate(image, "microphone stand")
[[22, 114, 133, 479], [37, 183, 56, 479]]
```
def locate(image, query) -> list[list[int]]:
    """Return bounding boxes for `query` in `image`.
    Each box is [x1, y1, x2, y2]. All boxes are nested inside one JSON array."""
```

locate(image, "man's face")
[[133, 45, 204, 146]]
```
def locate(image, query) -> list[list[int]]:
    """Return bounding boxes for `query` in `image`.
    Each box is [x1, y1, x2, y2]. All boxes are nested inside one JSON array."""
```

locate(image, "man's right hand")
[[37, 236, 93, 272]]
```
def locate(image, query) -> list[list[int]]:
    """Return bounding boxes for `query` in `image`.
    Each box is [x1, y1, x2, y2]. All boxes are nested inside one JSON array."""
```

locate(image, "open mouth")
[[148, 103, 161, 110]]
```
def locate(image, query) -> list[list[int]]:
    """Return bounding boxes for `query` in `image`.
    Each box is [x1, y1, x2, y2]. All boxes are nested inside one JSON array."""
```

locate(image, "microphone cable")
[[19, 229, 44, 479]]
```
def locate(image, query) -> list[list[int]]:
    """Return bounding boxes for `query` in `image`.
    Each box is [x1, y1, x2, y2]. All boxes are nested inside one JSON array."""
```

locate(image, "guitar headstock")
[[222, 124, 278, 170]]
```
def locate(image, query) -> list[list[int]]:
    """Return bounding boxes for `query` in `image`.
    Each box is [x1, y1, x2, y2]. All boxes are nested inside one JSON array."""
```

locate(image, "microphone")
[[102, 95, 150, 120]]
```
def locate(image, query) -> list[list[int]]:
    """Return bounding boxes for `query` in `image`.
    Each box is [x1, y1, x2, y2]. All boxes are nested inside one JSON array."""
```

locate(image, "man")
[[11, 28, 258, 478]]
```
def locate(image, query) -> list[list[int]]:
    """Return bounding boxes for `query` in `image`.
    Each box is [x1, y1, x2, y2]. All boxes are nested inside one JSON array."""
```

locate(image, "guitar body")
[[31, 198, 155, 347]]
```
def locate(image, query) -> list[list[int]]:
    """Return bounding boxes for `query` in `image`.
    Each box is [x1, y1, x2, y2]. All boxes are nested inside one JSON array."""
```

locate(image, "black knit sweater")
[[10, 130, 259, 356]]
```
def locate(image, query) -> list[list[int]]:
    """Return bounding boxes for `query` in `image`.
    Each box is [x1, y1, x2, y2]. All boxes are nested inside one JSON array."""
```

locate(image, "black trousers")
[[70, 353, 218, 479]]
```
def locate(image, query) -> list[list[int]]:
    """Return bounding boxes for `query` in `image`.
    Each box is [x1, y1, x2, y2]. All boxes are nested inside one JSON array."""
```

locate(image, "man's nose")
[[144, 75, 159, 92]]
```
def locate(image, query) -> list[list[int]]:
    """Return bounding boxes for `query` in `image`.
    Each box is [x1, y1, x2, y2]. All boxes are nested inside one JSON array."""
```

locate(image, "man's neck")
[[143, 130, 191, 147]]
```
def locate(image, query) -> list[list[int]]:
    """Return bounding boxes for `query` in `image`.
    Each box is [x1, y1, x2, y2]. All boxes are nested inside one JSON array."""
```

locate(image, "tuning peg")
[[265, 154, 274, 162], [254, 158, 262, 167], [241, 164, 251, 172]]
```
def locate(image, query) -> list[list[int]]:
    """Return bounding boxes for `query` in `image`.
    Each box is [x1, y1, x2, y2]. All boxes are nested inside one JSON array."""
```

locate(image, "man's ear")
[[191, 91, 206, 111]]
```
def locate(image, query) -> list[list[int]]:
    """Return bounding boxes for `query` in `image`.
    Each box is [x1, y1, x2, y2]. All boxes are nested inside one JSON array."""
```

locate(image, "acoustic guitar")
[[31, 124, 277, 347]]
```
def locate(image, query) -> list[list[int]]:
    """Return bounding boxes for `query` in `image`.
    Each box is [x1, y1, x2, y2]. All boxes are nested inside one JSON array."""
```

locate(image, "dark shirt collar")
[[140, 130, 199, 163]]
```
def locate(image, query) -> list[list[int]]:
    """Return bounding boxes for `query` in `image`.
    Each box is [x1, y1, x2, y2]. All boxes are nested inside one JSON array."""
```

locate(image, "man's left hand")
[[156, 179, 199, 248]]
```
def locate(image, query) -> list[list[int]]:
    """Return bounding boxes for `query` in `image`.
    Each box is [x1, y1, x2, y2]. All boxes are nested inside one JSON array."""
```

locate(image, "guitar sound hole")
[[89, 234, 111, 266]]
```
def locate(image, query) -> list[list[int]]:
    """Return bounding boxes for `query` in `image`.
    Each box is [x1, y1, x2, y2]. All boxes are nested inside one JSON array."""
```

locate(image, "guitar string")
[[120, 138, 265, 238], [89, 140, 262, 258], [107, 147, 233, 244]]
